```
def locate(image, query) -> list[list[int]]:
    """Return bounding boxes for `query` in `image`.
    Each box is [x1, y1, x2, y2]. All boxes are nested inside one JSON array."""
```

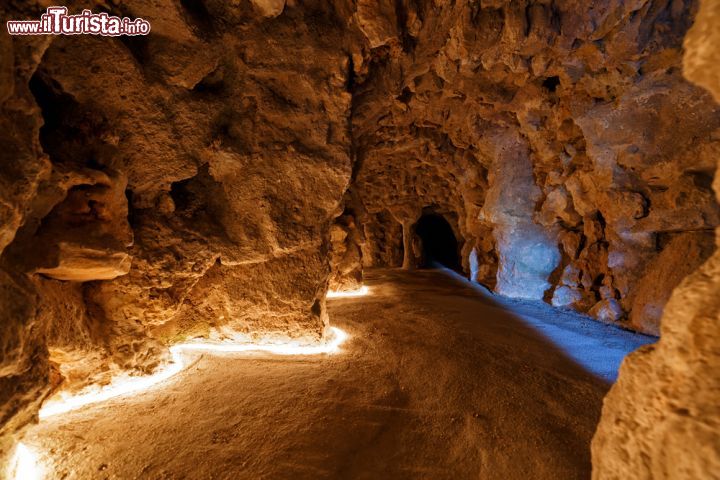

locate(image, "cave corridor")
[[414, 213, 462, 271], [1, 1, 719, 479]]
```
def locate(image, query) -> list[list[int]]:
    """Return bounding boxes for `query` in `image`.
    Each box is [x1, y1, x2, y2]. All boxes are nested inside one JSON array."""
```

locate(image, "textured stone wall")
[[0, 13, 56, 460], [480, 131, 560, 299], [592, 0, 720, 477], [0, 0, 718, 470], [0, 0, 359, 459], [328, 213, 364, 291], [349, 0, 719, 334]]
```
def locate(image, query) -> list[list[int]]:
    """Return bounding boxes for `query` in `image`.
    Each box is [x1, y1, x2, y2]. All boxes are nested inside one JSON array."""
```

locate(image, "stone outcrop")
[[257, 0, 720, 339], [480, 132, 560, 299], [0, 0, 718, 473], [328, 214, 364, 291], [0, 19, 55, 461], [348, 0, 719, 333], [0, 0, 358, 461], [27, 167, 133, 282], [592, 1, 720, 477]]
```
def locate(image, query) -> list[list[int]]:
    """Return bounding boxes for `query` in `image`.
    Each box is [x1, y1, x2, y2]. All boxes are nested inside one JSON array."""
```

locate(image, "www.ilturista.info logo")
[[6, 6, 151, 36]]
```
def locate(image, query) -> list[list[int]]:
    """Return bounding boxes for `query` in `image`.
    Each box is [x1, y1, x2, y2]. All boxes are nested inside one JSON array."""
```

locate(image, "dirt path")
[[25, 269, 653, 479]]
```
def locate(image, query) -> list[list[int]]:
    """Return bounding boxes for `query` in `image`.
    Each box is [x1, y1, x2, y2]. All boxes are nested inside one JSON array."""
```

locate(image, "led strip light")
[[326, 285, 370, 298], [9, 326, 350, 479]]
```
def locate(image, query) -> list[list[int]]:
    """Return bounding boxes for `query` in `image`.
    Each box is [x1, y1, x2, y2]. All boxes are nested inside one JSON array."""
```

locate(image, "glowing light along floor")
[[39, 326, 349, 419], [326, 285, 370, 298], [31, 284, 363, 438], [12, 272, 651, 479], [7, 443, 42, 480], [12, 327, 349, 479]]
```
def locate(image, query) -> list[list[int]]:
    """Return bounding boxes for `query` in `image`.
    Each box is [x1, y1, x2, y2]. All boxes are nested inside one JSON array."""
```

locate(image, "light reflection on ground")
[[39, 326, 349, 419], [327, 285, 370, 298], [438, 266, 655, 381]]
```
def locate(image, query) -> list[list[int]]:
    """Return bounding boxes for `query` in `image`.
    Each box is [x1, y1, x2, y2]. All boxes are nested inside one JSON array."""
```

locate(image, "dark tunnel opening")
[[414, 213, 461, 271]]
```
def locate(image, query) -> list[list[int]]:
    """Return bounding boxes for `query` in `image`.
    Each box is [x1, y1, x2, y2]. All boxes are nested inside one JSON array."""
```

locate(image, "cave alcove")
[[413, 213, 461, 271]]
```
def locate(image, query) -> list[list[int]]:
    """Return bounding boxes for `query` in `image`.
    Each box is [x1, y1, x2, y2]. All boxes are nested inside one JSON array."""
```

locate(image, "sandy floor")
[[24, 269, 654, 479]]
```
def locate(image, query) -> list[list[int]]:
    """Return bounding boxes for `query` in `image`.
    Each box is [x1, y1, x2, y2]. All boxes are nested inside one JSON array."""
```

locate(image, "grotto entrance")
[[414, 213, 461, 271]]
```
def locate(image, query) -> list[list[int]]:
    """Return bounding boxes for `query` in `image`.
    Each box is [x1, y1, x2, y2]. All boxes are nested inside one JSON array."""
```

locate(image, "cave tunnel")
[[1, 2, 718, 480], [414, 213, 462, 271]]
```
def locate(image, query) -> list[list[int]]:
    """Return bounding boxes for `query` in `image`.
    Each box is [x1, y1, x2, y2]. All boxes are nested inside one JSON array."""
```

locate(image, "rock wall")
[[0, 0, 358, 460], [328, 213, 364, 291], [349, 0, 719, 332], [480, 131, 560, 299], [592, 0, 720, 477], [0, 13, 56, 460], [0, 0, 718, 471]]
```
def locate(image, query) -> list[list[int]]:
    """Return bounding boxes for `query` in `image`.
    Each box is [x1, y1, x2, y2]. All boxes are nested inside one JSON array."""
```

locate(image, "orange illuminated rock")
[[593, 1, 720, 477], [34, 243, 131, 281], [0, 0, 718, 473]]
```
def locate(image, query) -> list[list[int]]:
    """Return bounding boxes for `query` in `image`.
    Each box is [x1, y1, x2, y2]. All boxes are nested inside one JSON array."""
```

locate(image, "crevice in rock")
[[542, 76, 561, 93], [179, 0, 216, 35], [119, 35, 152, 71]]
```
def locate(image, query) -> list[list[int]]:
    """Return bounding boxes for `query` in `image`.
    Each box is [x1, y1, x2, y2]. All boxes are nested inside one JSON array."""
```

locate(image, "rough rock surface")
[[328, 214, 364, 291], [348, 0, 719, 333], [25, 269, 653, 480], [0, 0, 357, 460], [593, 1, 720, 477], [0, 0, 718, 473]]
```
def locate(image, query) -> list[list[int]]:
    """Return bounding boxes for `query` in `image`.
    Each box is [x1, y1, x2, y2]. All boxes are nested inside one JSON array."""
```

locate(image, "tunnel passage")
[[414, 214, 461, 271]]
